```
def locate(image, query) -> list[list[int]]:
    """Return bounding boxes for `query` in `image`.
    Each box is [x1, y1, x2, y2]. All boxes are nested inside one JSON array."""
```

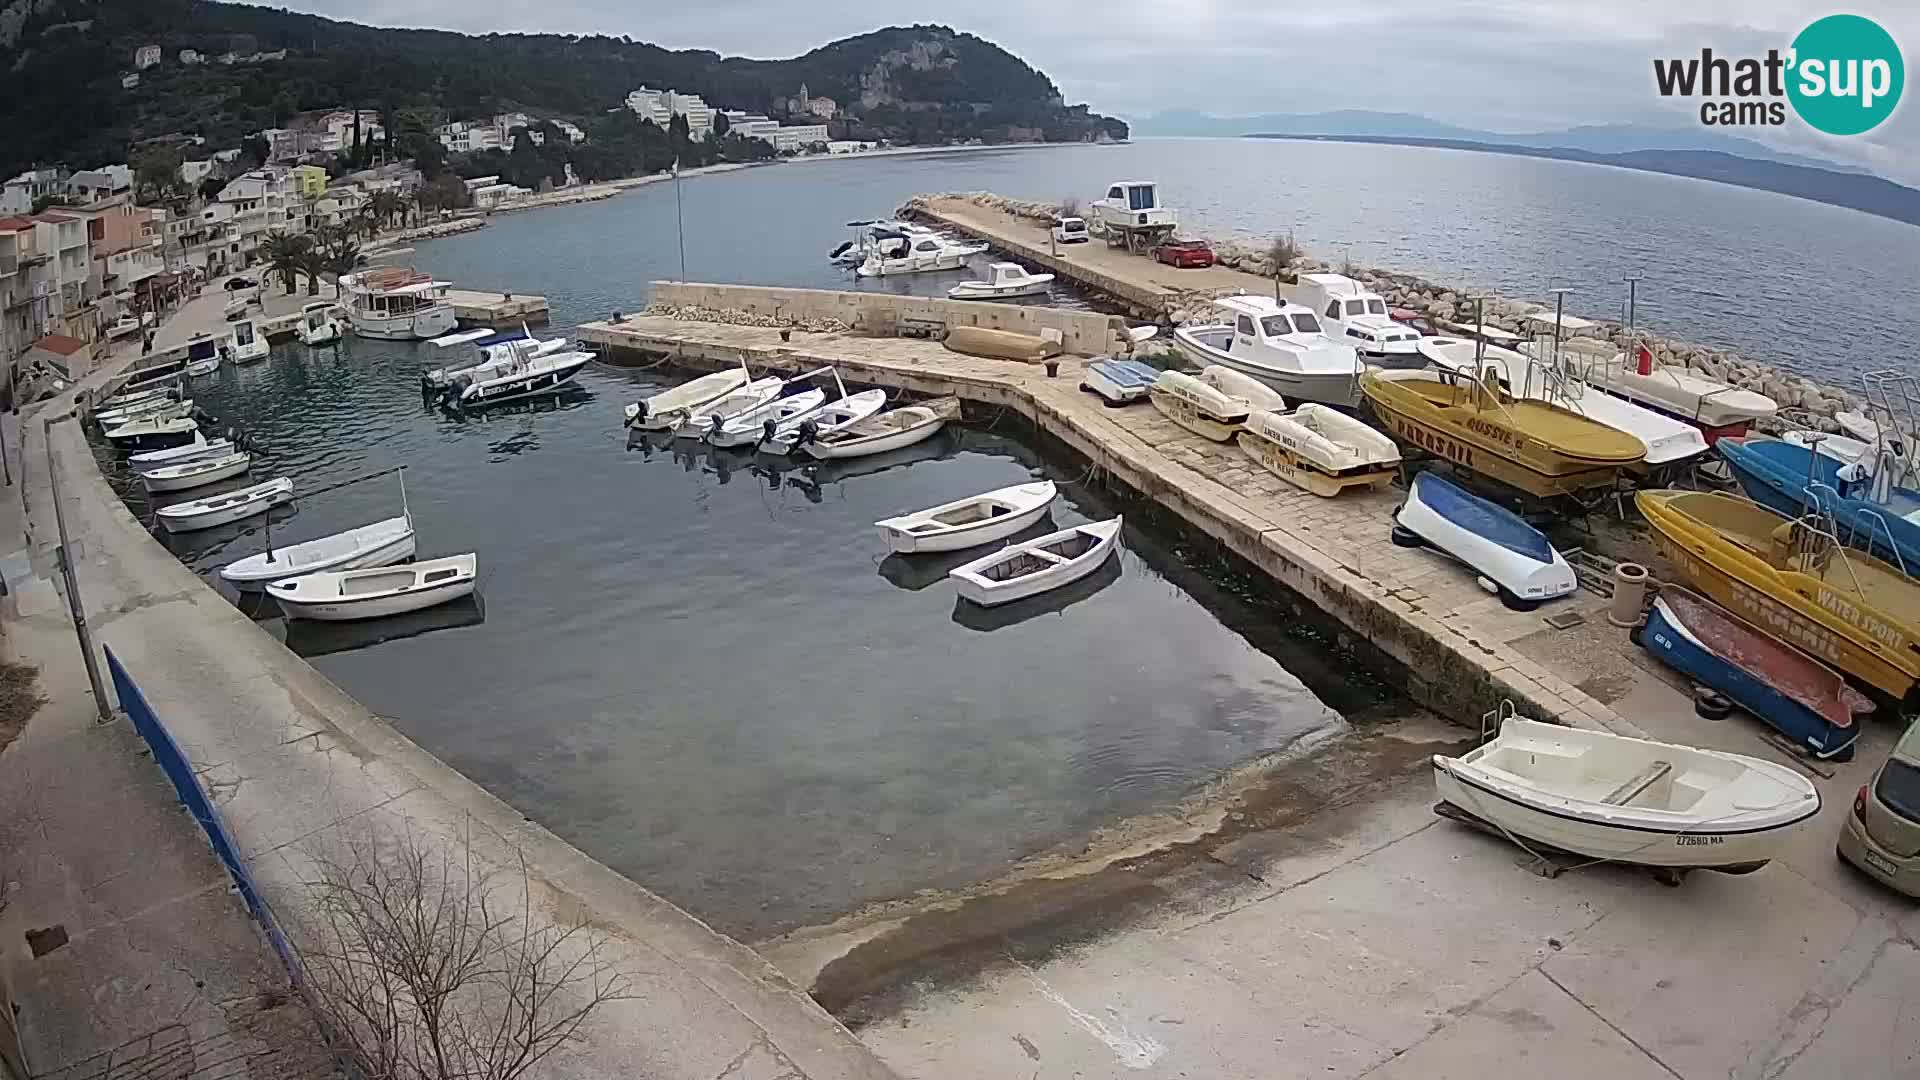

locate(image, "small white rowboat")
[[140, 451, 251, 494], [268, 553, 477, 622], [1238, 405, 1401, 497], [706, 388, 826, 447], [950, 517, 1123, 607], [155, 477, 293, 534], [131, 437, 234, 474], [876, 480, 1057, 554], [672, 377, 785, 439], [764, 389, 888, 454], [624, 367, 750, 430], [106, 416, 199, 449], [1148, 370, 1250, 442], [1433, 719, 1819, 874], [220, 515, 417, 592], [797, 398, 957, 460]]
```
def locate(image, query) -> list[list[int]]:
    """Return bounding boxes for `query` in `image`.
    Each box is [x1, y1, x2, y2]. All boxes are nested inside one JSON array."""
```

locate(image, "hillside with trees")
[[0, 1, 1127, 178]]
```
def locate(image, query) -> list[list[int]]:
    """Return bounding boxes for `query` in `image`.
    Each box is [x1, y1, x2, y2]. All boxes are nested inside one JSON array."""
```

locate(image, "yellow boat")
[[1360, 369, 1644, 497], [1637, 489, 1920, 705]]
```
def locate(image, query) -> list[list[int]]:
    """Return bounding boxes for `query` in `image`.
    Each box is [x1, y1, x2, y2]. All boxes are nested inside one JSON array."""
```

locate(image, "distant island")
[[1245, 133, 1920, 228]]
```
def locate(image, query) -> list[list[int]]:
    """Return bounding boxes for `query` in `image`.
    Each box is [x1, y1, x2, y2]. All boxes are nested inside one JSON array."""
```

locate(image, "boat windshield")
[[1263, 313, 1322, 337], [1877, 758, 1920, 822], [1367, 299, 1387, 315]]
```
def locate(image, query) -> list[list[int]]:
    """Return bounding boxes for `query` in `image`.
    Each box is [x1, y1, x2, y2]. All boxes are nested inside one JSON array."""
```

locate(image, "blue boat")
[[1081, 359, 1160, 405], [1717, 436, 1920, 571], [1641, 586, 1866, 761], [1392, 471, 1576, 609]]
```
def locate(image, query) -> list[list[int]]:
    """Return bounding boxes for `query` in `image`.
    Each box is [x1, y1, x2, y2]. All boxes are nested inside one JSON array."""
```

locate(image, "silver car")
[[1838, 722, 1920, 896]]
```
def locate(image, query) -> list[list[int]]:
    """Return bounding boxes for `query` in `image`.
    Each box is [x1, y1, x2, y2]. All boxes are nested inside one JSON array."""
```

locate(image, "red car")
[[1152, 239, 1215, 268]]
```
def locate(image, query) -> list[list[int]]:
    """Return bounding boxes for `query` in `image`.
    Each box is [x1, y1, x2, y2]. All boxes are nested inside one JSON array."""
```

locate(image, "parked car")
[[1837, 722, 1920, 896], [1152, 239, 1215, 268], [1052, 216, 1089, 244], [224, 276, 257, 291]]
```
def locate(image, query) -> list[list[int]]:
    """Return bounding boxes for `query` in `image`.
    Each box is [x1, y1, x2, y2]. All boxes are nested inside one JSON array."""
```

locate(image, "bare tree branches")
[[295, 822, 630, 1080]]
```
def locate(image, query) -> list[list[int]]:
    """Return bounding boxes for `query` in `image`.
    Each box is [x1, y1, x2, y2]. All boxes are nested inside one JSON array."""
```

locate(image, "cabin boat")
[[875, 480, 1057, 554], [1171, 296, 1363, 408], [795, 398, 958, 460], [227, 317, 268, 365], [947, 262, 1055, 301], [155, 477, 293, 534], [1394, 470, 1577, 609], [1636, 489, 1920, 705], [1082, 359, 1160, 405], [1149, 370, 1250, 442], [949, 517, 1123, 607], [130, 436, 233, 474], [1716, 436, 1920, 571], [106, 312, 152, 340], [221, 516, 417, 592], [183, 333, 221, 377], [341, 267, 457, 340], [855, 234, 984, 277], [624, 367, 750, 430], [423, 329, 567, 389], [298, 302, 342, 347], [449, 344, 593, 408], [763, 389, 888, 454], [706, 387, 827, 447], [829, 220, 954, 265], [1641, 587, 1867, 760], [1091, 181, 1177, 252], [1239, 405, 1400, 497], [1198, 365, 1288, 413], [1359, 369, 1645, 498], [139, 450, 251, 494], [1583, 347, 1778, 442], [1295, 274, 1422, 361], [268, 553, 476, 622], [1433, 718, 1820, 874]]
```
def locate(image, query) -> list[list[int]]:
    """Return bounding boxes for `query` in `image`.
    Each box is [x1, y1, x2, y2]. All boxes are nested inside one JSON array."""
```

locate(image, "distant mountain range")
[[1130, 109, 1866, 175]]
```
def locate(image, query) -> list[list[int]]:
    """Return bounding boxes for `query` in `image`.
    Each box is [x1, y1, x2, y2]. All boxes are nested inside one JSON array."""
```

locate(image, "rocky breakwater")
[[905, 191, 1866, 433], [621, 303, 852, 334], [368, 217, 487, 250]]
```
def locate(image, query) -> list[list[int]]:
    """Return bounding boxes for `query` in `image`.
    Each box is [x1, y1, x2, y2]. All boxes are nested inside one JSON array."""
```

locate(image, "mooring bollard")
[[1044, 359, 1060, 378]]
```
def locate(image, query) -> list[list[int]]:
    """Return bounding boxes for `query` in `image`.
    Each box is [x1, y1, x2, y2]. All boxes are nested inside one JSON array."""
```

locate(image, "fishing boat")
[[449, 344, 594, 408], [673, 377, 786, 439], [947, 262, 1054, 300], [228, 317, 268, 365], [1641, 587, 1867, 760], [183, 334, 221, 377], [1360, 369, 1644, 498], [139, 451, 251, 494], [340, 267, 457, 341], [1081, 359, 1160, 405], [1716, 436, 1920, 570], [130, 436, 234, 474], [796, 398, 957, 460], [1295, 274, 1424, 361], [875, 480, 1057, 554], [222, 516, 417, 592], [155, 477, 293, 534], [949, 517, 1123, 607], [1149, 370, 1251, 442], [1198, 364, 1288, 413], [623, 367, 751, 430], [762, 389, 888, 454], [1433, 718, 1820, 874], [1170, 296, 1363, 408], [1239, 405, 1400, 497], [298, 302, 342, 347], [105, 415, 200, 451], [1636, 489, 1920, 705], [268, 553, 477, 622], [1393, 470, 1577, 609], [1584, 346, 1777, 442], [707, 387, 827, 447]]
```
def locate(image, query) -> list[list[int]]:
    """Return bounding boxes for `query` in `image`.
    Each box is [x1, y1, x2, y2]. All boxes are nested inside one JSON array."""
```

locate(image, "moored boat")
[[947, 262, 1055, 301], [1081, 359, 1159, 405], [623, 367, 750, 430], [875, 480, 1057, 554], [1239, 405, 1400, 497], [105, 415, 200, 451], [183, 333, 221, 377], [96, 396, 190, 428], [341, 267, 457, 341], [949, 517, 1123, 607], [707, 387, 827, 447], [1394, 470, 1576, 609], [155, 477, 293, 534], [1149, 369, 1250, 442], [1640, 587, 1867, 760], [130, 436, 233, 474], [451, 345, 593, 408], [672, 377, 785, 439], [228, 317, 268, 364], [762, 389, 888, 454], [221, 515, 417, 592], [268, 553, 477, 622], [1433, 718, 1821, 873], [795, 398, 957, 460], [139, 451, 251, 494], [298, 302, 342, 347]]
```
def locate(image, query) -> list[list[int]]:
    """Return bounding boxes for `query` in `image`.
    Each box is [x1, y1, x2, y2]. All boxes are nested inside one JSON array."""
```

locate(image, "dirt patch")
[[0, 660, 45, 759]]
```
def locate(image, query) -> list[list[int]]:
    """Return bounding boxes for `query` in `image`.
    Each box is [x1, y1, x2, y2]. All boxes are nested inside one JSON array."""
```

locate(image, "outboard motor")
[[626, 399, 649, 428], [708, 413, 725, 441], [828, 240, 853, 260], [794, 420, 819, 448], [759, 418, 778, 446]]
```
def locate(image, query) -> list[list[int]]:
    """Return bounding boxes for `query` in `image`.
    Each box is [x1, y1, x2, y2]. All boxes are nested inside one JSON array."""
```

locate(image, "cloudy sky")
[[280, 0, 1915, 179]]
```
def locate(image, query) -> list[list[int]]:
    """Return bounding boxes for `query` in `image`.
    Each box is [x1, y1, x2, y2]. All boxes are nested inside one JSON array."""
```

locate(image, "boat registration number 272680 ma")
[[1676, 834, 1726, 846]]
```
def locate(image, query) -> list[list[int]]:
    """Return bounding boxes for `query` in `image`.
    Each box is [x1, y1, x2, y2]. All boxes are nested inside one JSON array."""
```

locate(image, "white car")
[[1052, 216, 1089, 244]]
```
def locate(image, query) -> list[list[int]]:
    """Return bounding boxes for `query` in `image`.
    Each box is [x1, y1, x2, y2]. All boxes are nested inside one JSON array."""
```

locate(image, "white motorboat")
[[99, 384, 174, 412], [1171, 296, 1363, 408], [222, 516, 417, 592], [947, 262, 1054, 301], [140, 451, 252, 494], [298, 302, 342, 347], [763, 389, 888, 454], [796, 398, 957, 460], [1584, 348, 1778, 438], [1433, 718, 1820, 874], [1295, 274, 1422, 360], [855, 233, 983, 277], [1148, 369, 1250, 442], [829, 220, 942, 265], [268, 553, 476, 622], [1239, 405, 1401, 497], [1834, 409, 1898, 448], [1393, 470, 1575, 609], [155, 477, 293, 534], [623, 367, 751, 430], [183, 334, 221, 377], [1197, 365, 1288, 413], [673, 377, 785, 439], [96, 396, 190, 428], [950, 517, 1123, 607], [131, 436, 234, 474], [228, 317, 268, 365], [423, 330, 569, 388], [450, 346, 593, 408], [876, 480, 1057, 554], [1082, 359, 1160, 405], [341, 267, 457, 341], [706, 387, 827, 447], [105, 415, 199, 450]]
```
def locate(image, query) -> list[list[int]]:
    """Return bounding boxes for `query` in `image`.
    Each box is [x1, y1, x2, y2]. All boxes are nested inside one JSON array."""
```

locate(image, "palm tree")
[[369, 190, 407, 230], [324, 235, 366, 279], [295, 247, 329, 295], [259, 232, 315, 295]]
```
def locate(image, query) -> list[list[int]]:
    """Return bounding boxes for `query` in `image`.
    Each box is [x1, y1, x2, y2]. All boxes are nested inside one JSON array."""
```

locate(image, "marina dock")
[[580, 290, 1645, 740], [445, 287, 549, 327]]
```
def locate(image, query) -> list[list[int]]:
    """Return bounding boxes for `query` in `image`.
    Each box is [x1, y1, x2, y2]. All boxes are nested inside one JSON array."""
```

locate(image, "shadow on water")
[[875, 518, 1059, 592], [949, 553, 1123, 632], [279, 594, 488, 659]]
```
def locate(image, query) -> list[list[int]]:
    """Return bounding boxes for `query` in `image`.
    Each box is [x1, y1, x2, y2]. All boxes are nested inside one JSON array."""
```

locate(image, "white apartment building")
[[0, 217, 56, 383], [1, 169, 67, 215], [316, 110, 385, 154], [625, 86, 715, 139], [31, 213, 93, 338], [772, 124, 830, 153], [722, 110, 780, 142], [179, 159, 216, 187], [67, 165, 132, 202], [134, 44, 162, 69], [437, 121, 504, 154], [215, 170, 302, 260]]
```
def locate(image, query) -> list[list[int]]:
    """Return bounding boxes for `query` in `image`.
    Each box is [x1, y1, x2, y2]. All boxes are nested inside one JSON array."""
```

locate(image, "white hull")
[[951, 518, 1122, 607], [857, 251, 968, 277], [1434, 719, 1819, 871], [1197, 365, 1288, 413], [625, 368, 750, 430], [221, 516, 417, 591], [798, 408, 947, 460], [1395, 472, 1576, 604], [140, 452, 251, 494], [157, 478, 293, 534], [877, 480, 1056, 554], [947, 266, 1054, 301], [457, 352, 591, 407], [185, 356, 221, 377], [1149, 370, 1250, 442], [268, 553, 476, 622], [132, 437, 232, 474], [673, 378, 785, 439], [300, 324, 342, 347], [1588, 355, 1777, 429], [764, 389, 888, 454], [1171, 327, 1360, 408], [1083, 360, 1158, 405], [97, 398, 188, 427], [230, 340, 269, 364], [350, 307, 457, 341], [708, 388, 826, 447], [107, 417, 199, 447]]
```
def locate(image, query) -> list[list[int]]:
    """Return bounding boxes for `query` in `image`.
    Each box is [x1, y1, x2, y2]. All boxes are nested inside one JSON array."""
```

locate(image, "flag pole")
[[674, 158, 687, 282]]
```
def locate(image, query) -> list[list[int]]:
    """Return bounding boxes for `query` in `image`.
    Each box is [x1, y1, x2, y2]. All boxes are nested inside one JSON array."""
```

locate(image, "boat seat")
[[1600, 760, 1672, 806]]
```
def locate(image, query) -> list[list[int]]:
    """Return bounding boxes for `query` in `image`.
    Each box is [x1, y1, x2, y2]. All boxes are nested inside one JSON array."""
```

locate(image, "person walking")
[[142, 330, 154, 357]]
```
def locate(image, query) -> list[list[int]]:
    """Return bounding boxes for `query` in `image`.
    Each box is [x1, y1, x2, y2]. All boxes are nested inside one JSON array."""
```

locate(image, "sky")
[[277, 0, 1916, 180]]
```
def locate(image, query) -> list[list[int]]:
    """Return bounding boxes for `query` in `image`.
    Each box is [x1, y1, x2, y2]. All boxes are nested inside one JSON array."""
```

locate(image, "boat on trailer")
[[1239, 405, 1400, 497], [875, 480, 1057, 554], [949, 517, 1123, 607], [268, 553, 477, 622], [1584, 346, 1777, 442], [1433, 718, 1821, 876], [1393, 470, 1577, 609], [1149, 370, 1250, 442], [156, 477, 293, 534]]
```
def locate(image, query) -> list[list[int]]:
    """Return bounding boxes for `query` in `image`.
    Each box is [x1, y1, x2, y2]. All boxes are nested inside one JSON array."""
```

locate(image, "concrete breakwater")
[[908, 191, 1869, 430]]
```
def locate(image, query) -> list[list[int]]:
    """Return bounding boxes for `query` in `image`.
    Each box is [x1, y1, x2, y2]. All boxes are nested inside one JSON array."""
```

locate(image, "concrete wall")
[[646, 281, 1132, 357]]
